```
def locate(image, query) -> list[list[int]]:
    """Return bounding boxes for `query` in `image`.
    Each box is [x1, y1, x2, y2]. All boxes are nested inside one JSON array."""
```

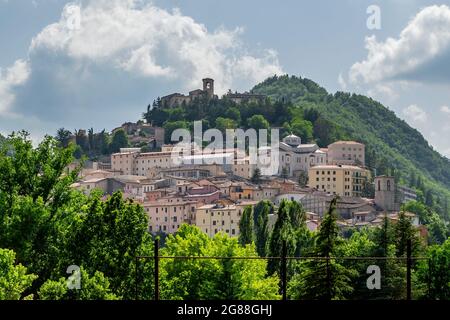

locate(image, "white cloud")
[[337, 73, 347, 90], [28, 0, 282, 94], [0, 59, 30, 114], [440, 105, 450, 115], [402, 104, 427, 123], [0, 0, 283, 140], [349, 5, 450, 85]]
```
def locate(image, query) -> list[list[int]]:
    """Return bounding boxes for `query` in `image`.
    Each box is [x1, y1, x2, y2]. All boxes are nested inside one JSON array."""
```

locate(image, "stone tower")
[[374, 175, 398, 211], [202, 78, 214, 99]]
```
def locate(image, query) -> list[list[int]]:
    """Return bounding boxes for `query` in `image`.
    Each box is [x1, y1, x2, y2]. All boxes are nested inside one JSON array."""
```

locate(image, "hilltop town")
[[70, 78, 424, 239]]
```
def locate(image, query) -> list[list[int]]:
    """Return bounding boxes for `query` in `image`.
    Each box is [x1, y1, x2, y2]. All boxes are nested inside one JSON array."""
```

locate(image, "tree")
[[109, 129, 129, 153], [215, 117, 237, 132], [0, 132, 80, 293], [287, 198, 356, 300], [247, 114, 269, 130], [0, 132, 78, 208], [290, 119, 314, 143], [425, 190, 434, 207], [298, 171, 308, 188], [55, 128, 72, 148], [159, 225, 280, 300], [288, 201, 306, 230], [38, 267, 117, 300], [395, 211, 421, 257], [162, 120, 189, 143], [61, 192, 153, 299], [87, 127, 95, 154], [268, 200, 297, 276], [251, 168, 262, 184], [416, 238, 450, 300], [74, 129, 89, 153], [0, 248, 37, 300], [368, 216, 408, 299], [238, 206, 254, 246], [253, 201, 272, 257]]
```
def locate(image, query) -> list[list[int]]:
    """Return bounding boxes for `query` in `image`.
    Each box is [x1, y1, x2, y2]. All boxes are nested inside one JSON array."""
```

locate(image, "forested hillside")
[[252, 75, 450, 219]]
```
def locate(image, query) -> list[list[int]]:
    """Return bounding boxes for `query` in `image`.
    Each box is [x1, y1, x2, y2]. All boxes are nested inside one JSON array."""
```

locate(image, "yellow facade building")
[[194, 201, 257, 237], [308, 165, 369, 197]]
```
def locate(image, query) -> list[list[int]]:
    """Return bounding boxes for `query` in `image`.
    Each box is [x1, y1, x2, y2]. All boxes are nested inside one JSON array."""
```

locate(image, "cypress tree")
[[238, 206, 254, 246], [253, 200, 272, 257]]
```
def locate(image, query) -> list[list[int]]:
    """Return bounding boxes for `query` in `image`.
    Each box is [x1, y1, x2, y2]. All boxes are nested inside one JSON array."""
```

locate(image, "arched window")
[[387, 180, 391, 191], [378, 180, 381, 191]]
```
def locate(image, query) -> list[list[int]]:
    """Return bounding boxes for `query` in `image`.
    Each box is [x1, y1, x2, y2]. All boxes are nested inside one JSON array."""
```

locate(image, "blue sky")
[[1, 0, 450, 158]]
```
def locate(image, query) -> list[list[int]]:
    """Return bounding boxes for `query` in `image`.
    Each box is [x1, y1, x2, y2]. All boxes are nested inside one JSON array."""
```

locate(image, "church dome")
[[283, 134, 301, 146]]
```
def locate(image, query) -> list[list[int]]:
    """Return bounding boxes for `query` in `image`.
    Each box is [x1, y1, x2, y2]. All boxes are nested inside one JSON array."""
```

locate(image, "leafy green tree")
[[268, 200, 297, 276], [38, 267, 117, 300], [163, 120, 189, 143], [56, 128, 72, 148], [215, 117, 237, 132], [160, 225, 280, 300], [247, 115, 269, 130], [0, 132, 79, 291], [224, 107, 241, 123], [288, 201, 306, 230], [395, 211, 421, 257], [74, 129, 89, 153], [239, 206, 254, 246], [253, 201, 272, 257], [61, 192, 153, 299], [367, 216, 408, 299], [416, 238, 450, 300], [290, 119, 314, 143], [287, 198, 356, 300], [109, 129, 129, 153], [0, 248, 37, 300]]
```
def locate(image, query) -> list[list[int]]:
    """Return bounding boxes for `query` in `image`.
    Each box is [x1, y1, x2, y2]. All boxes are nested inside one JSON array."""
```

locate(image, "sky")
[[0, 0, 450, 158]]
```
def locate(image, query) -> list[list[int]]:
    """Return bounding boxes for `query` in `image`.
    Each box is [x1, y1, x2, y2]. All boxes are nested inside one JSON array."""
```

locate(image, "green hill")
[[252, 75, 450, 214]]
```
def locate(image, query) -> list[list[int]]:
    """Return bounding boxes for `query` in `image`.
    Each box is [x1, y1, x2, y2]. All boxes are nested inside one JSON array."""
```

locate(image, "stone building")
[[160, 78, 217, 108], [327, 141, 365, 166], [374, 175, 402, 211]]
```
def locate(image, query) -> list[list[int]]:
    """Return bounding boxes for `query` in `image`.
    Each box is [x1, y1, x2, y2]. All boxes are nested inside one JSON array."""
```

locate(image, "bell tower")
[[202, 78, 214, 99], [374, 175, 399, 211]]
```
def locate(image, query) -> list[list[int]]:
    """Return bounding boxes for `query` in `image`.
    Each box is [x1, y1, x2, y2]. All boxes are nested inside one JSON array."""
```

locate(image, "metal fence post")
[[326, 256, 331, 300], [281, 240, 287, 301], [427, 258, 432, 300], [406, 239, 412, 300], [135, 256, 139, 300], [154, 238, 160, 301]]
